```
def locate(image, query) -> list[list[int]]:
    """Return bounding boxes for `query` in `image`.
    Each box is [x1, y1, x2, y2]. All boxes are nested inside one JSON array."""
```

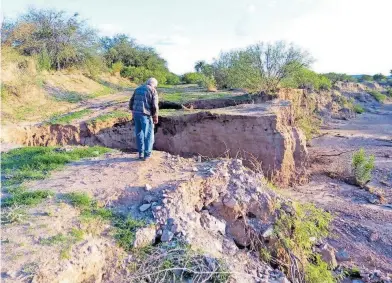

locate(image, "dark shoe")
[[138, 154, 144, 160]]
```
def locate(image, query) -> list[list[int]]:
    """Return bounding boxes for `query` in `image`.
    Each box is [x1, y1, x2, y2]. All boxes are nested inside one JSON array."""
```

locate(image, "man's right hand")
[[153, 116, 158, 124]]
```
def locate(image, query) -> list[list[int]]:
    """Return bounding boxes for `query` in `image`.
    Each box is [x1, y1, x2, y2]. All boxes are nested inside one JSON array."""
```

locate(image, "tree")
[[373, 73, 386, 81], [2, 8, 99, 70], [359, 75, 373, 82], [194, 61, 206, 73], [212, 41, 313, 92], [322, 73, 356, 85]]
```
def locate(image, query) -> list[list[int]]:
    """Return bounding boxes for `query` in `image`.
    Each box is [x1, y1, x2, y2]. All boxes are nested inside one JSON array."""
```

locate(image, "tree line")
[[1, 8, 179, 84], [2, 8, 390, 90]]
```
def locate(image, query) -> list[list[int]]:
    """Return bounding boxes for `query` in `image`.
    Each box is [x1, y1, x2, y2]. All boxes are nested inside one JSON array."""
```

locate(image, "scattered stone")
[[369, 232, 380, 242], [6, 270, 17, 279], [197, 156, 202, 163], [209, 169, 216, 175], [336, 249, 350, 262], [88, 245, 98, 254], [367, 196, 379, 204], [145, 184, 152, 191], [223, 196, 238, 209], [261, 225, 274, 238], [320, 244, 337, 268], [192, 167, 198, 172], [143, 195, 156, 203], [200, 213, 226, 235], [139, 203, 151, 212], [279, 277, 290, 283], [133, 227, 156, 248], [161, 229, 174, 242]]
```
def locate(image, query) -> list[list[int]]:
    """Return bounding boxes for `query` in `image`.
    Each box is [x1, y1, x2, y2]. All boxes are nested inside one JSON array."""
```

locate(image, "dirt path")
[[290, 102, 392, 273]]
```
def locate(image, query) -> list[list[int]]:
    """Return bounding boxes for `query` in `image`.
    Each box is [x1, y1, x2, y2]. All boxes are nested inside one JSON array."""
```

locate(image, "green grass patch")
[[368, 90, 387, 102], [161, 92, 234, 104], [113, 216, 145, 251], [2, 146, 110, 186], [40, 229, 85, 260], [63, 191, 145, 250], [353, 104, 365, 114], [1, 189, 54, 207], [48, 109, 92, 125], [87, 110, 131, 124]]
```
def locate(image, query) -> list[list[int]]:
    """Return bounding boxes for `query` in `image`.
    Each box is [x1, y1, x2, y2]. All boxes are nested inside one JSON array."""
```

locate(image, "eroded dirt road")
[[290, 102, 392, 273]]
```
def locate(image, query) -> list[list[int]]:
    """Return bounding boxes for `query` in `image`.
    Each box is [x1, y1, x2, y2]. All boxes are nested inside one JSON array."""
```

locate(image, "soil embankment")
[[2, 100, 308, 186]]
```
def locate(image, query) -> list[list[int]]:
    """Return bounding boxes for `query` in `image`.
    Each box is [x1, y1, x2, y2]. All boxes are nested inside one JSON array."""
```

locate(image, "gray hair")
[[146, 78, 158, 88]]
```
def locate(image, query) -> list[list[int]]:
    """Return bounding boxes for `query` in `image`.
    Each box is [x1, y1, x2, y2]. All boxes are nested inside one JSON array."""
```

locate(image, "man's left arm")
[[151, 89, 159, 124]]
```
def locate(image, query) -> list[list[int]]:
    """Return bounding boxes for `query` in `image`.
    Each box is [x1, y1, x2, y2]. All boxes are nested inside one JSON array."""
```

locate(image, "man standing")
[[129, 78, 159, 160]]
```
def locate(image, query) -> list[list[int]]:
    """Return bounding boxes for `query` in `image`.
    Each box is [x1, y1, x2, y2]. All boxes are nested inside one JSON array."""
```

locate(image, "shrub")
[[182, 72, 205, 84], [352, 148, 375, 185], [198, 75, 217, 91], [120, 66, 167, 85], [272, 202, 334, 282], [368, 90, 387, 103], [165, 72, 181, 85], [36, 48, 52, 71], [353, 104, 364, 114], [386, 88, 392, 97], [111, 61, 124, 74], [281, 68, 332, 91]]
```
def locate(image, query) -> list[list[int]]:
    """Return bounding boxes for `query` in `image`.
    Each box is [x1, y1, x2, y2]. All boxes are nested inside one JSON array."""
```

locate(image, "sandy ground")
[[290, 102, 392, 273]]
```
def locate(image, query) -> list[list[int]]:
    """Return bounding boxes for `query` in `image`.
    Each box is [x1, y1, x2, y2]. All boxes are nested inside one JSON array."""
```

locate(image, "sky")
[[1, 0, 391, 75]]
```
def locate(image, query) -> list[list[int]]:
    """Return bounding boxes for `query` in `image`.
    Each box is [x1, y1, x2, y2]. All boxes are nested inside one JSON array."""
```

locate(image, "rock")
[[319, 244, 337, 268], [261, 225, 274, 238], [133, 227, 156, 248], [352, 280, 364, 283], [6, 270, 18, 279], [223, 196, 238, 209], [197, 156, 202, 163], [161, 229, 174, 242], [143, 195, 156, 203], [367, 196, 380, 204], [192, 167, 198, 172], [228, 220, 250, 247], [145, 184, 152, 191], [369, 232, 379, 242], [88, 245, 98, 254], [336, 249, 350, 262], [200, 213, 226, 235], [279, 277, 290, 283], [139, 203, 151, 212]]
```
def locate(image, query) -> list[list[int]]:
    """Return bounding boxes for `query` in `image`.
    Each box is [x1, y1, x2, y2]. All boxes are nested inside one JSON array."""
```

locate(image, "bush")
[[352, 148, 375, 186], [165, 72, 181, 85], [182, 72, 205, 84], [111, 61, 124, 74], [368, 90, 387, 102], [36, 48, 51, 71], [198, 75, 217, 91], [353, 104, 364, 114], [386, 88, 392, 97], [281, 68, 332, 90], [120, 66, 167, 85]]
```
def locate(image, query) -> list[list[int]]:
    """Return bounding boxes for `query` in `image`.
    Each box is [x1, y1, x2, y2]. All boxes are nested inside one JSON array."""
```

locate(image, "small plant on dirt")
[[266, 202, 334, 283], [54, 91, 86, 103], [48, 109, 92, 125], [1, 205, 27, 224], [353, 104, 365, 114], [2, 146, 110, 186], [128, 241, 231, 282], [296, 116, 322, 141], [352, 148, 375, 186], [368, 90, 387, 103], [88, 86, 114, 98]]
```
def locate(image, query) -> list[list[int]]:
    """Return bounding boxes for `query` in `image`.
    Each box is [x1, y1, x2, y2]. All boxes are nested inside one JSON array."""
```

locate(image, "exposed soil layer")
[[2, 100, 308, 186]]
